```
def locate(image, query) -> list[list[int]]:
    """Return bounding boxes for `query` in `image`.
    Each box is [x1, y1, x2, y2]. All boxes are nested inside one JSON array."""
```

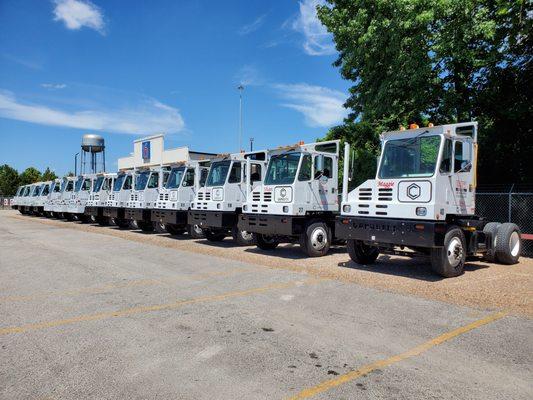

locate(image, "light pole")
[[74, 152, 79, 176], [249, 137, 254, 152], [238, 84, 244, 152]]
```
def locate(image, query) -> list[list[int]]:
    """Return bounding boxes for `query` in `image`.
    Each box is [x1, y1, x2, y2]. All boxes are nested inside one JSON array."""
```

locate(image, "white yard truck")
[[103, 170, 133, 228], [33, 181, 53, 216], [24, 182, 43, 215], [52, 176, 77, 219], [85, 173, 116, 225], [124, 167, 169, 232], [188, 151, 268, 244], [66, 175, 95, 222], [11, 185, 25, 211], [151, 160, 210, 237], [336, 122, 522, 277], [43, 179, 62, 217], [238, 140, 341, 257]]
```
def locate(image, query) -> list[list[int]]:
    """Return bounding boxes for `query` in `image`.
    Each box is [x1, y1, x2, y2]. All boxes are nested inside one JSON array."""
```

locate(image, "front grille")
[[197, 192, 204, 201], [205, 192, 211, 201], [358, 188, 372, 200], [252, 192, 261, 201], [263, 192, 272, 202], [159, 193, 169, 201], [378, 188, 393, 201]]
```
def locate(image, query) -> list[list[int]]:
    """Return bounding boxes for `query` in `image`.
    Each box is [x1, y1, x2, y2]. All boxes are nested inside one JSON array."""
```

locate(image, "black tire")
[[346, 240, 379, 264], [430, 226, 466, 278], [64, 213, 74, 221], [483, 222, 500, 262], [231, 226, 255, 246], [187, 224, 204, 239], [166, 223, 185, 236], [495, 223, 522, 264], [98, 216, 110, 226], [153, 221, 167, 233], [205, 230, 226, 242], [137, 220, 154, 232], [255, 234, 279, 250], [300, 221, 332, 257], [114, 218, 131, 229]]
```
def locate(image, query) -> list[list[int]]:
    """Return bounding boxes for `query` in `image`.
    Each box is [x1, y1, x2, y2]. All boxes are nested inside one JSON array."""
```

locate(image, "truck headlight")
[[274, 186, 292, 203], [416, 207, 427, 216], [212, 187, 224, 201], [343, 205, 351, 213]]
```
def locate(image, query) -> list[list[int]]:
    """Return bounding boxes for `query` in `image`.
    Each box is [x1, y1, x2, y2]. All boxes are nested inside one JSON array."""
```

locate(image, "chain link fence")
[[477, 184, 533, 257]]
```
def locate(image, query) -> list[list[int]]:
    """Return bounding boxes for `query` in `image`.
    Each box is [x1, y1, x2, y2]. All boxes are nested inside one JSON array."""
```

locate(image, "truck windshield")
[[113, 175, 125, 191], [93, 176, 104, 192], [166, 167, 185, 189], [74, 177, 84, 192], [264, 153, 301, 185], [33, 186, 41, 196], [378, 136, 441, 179], [135, 171, 150, 190], [206, 161, 231, 187]]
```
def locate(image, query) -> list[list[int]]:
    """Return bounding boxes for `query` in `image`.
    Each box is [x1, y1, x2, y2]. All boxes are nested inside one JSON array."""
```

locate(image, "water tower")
[[80, 134, 106, 174]]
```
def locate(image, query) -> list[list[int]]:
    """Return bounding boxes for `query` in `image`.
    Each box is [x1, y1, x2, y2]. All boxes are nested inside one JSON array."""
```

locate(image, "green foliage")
[[41, 167, 58, 181], [318, 0, 532, 183], [18, 167, 42, 186], [0, 164, 20, 196]]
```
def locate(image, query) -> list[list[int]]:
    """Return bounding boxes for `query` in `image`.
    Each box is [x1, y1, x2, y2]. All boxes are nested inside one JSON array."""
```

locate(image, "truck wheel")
[[153, 221, 166, 233], [137, 220, 154, 232], [300, 222, 332, 257], [114, 218, 131, 229], [98, 216, 110, 226], [255, 234, 279, 250], [430, 226, 466, 278], [188, 224, 204, 239], [483, 222, 500, 262], [166, 224, 185, 236], [232, 226, 255, 246], [495, 223, 522, 264], [205, 230, 226, 242], [346, 240, 379, 264]]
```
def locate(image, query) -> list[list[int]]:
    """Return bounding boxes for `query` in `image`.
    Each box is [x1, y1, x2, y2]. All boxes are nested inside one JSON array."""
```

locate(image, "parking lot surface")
[[1, 211, 532, 399]]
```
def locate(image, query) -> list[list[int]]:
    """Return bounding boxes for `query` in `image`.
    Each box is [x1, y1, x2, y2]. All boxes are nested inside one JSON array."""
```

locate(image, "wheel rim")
[[509, 231, 520, 257], [157, 222, 165, 231], [193, 224, 203, 235], [447, 237, 463, 267], [310, 227, 328, 251], [240, 230, 253, 241]]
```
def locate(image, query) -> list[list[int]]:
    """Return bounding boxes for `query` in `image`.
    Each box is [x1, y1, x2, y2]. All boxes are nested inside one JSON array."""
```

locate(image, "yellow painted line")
[[0, 279, 319, 336], [288, 311, 508, 400], [0, 267, 258, 303]]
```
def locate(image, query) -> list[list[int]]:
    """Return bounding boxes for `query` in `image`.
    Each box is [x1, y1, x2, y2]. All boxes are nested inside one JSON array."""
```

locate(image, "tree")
[[41, 167, 58, 181], [318, 0, 532, 183], [18, 167, 42, 186], [0, 164, 19, 196]]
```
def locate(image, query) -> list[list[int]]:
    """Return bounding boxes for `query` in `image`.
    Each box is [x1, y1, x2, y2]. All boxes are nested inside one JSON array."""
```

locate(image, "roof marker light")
[[409, 123, 419, 129]]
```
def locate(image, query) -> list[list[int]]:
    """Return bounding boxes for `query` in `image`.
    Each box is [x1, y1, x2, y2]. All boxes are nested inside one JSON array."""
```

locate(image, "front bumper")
[[188, 210, 236, 230], [335, 216, 445, 248], [124, 208, 151, 222], [103, 207, 124, 219], [151, 209, 188, 225], [238, 214, 305, 237]]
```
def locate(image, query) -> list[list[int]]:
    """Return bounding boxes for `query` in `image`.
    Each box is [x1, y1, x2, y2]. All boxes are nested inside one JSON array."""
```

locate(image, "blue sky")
[[0, 0, 349, 175]]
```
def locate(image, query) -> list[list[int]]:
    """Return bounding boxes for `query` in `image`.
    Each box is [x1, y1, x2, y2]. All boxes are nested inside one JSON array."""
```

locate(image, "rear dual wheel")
[[494, 223, 521, 264]]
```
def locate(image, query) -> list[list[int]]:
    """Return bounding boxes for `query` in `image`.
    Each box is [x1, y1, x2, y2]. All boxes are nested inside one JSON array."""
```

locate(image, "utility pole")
[[74, 152, 79, 176], [238, 84, 244, 152]]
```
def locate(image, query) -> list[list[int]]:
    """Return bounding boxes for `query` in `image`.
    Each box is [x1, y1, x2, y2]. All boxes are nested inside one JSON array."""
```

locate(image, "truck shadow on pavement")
[[338, 255, 491, 282], [244, 244, 347, 260]]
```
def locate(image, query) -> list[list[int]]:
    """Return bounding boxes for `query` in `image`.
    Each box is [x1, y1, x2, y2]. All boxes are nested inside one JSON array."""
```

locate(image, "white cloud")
[[0, 90, 185, 135], [292, 0, 335, 56], [235, 65, 264, 86], [274, 83, 347, 127], [41, 83, 67, 90], [238, 14, 267, 35], [53, 0, 105, 35]]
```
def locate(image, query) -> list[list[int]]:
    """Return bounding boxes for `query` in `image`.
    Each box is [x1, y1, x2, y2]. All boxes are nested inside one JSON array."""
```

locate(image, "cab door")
[[450, 138, 474, 214]]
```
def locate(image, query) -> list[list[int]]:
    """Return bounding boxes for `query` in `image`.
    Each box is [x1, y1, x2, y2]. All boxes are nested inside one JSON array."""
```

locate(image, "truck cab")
[[103, 170, 133, 228], [11, 185, 24, 210], [238, 140, 340, 256], [188, 150, 267, 244], [124, 167, 169, 231], [34, 181, 53, 215], [44, 179, 62, 217], [85, 173, 116, 225], [66, 175, 95, 221], [26, 182, 44, 215], [151, 160, 210, 237], [336, 122, 522, 277]]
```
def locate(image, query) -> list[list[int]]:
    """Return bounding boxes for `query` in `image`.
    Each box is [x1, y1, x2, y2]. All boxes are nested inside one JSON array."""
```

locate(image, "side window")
[[228, 162, 242, 183], [42, 185, 50, 196], [102, 178, 109, 191], [163, 171, 170, 187], [251, 164, 262, 182], [440, 139, 453, 173], [183, 169, 195, 187], [323, 156, 333, 178], [66, 181, 74, 191], [200, 169, 208, 187], [147, 172, 159, 189], [454, 141, 471, 172], [123, 175, 132, 190], [298, 154, 312, 181]]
